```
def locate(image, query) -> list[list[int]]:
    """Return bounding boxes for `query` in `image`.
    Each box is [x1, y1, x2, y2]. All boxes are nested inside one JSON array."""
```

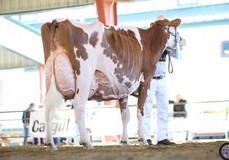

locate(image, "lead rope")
[[168, 52, 173, 74]]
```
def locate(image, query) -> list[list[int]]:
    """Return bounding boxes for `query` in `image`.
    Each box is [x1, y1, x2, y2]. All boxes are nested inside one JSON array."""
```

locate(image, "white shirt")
[[154, 61, 167, 76]]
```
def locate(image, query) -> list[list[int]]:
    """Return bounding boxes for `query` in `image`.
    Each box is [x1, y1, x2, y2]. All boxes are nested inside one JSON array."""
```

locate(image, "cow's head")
[[156, 18, 181, 52], [150, 15, 184, 56]]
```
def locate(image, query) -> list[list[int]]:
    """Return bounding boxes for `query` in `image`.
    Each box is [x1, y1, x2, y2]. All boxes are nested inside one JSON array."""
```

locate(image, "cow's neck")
[[140, 24, 168, 65], [137, 24, 169, 82]]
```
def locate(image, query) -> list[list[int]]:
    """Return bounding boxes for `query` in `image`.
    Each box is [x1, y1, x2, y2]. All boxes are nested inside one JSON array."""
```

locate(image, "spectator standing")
[[173, 94, 187, 118], [22, 103, 35, 145]]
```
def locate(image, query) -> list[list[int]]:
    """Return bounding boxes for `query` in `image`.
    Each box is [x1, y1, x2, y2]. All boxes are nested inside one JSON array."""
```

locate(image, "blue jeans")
[[23, 127, 29, 145], [34, 137, 44, 145], [54, 137, 61, 144], [24, 126, 41, 145]]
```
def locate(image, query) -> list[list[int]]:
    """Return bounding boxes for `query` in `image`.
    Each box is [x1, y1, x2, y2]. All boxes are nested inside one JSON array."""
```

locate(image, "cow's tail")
[[50, 20, 59, 50], [44, 74, 64, 151]]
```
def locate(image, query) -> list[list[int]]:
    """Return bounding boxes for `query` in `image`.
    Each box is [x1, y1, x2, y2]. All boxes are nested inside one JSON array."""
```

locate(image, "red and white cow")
[[41, 18, 182, 150]]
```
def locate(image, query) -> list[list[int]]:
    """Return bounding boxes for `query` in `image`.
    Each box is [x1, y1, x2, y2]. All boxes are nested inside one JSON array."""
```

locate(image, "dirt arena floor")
[[0, 140, 227, 160]]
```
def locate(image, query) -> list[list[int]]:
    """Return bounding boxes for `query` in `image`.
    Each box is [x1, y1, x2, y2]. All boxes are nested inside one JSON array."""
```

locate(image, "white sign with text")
[[29, 109, 76, 137]]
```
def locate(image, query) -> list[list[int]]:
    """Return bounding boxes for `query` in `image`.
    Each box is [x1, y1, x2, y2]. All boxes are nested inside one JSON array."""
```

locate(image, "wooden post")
[[96, 0, 117, 26], [96, 0, 118, 106]]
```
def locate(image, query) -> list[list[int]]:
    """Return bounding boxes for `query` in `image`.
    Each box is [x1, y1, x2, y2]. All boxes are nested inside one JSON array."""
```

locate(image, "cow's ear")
[[170, 18, 181, 27]]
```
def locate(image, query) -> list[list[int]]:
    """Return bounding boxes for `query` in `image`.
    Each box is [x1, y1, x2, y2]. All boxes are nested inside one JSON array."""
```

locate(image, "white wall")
[[168, 25, 229, 102], [0, 68, 40, 110]]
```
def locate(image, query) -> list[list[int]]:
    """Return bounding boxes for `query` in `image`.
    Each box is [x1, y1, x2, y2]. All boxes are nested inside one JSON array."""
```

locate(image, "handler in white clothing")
[[141, 14, 186, 145], [143, 50, 175, 145]]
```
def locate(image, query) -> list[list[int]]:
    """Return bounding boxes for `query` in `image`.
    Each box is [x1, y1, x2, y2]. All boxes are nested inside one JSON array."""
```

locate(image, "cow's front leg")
[[137, 109, 148, 145], [74, 101, 93, 150], [137, 80, 152, 146], [119, 98, 130, 146]]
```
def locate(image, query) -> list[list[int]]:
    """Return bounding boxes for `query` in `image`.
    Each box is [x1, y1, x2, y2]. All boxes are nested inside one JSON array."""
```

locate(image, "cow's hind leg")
[[44, 76, 65, 151], [119, 97, 131, 146]]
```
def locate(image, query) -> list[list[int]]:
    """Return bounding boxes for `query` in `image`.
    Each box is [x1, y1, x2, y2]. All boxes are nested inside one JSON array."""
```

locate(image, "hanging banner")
[[29, 109, 76, 137]]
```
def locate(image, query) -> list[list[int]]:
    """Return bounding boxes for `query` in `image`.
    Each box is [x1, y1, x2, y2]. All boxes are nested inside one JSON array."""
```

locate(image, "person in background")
[[173, 94, 187, 118], [22, 103, 35, 145], [54, 137, 61, 145]]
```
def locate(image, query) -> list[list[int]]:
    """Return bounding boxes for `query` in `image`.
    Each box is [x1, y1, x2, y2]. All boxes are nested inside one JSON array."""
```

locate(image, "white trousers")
[[142, 77, 169, 141]]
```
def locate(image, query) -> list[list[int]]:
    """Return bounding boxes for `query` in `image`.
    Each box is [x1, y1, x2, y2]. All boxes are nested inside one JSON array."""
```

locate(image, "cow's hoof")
[[45, 143, 57, 151], [137, 139, 148, 146], [88, 145, 94, 150], [120, 140, 130, 147], [121, 140, 128, 144], [80, 142, 94, 150], [80, 142, 87, 147]]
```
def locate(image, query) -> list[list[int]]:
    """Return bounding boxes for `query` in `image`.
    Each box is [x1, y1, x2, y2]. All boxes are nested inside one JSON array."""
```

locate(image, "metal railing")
[[0, 100, 229, 146]]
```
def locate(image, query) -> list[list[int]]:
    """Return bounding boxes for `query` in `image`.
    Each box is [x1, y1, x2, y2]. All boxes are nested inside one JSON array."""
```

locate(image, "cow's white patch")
[[122, 75, 141, 95], [55, 18, 66, 23], [69, 20, 104, 36], [166, 27, 177, 50], [140, 73, 144, 82], [74, 47, 78, 56]]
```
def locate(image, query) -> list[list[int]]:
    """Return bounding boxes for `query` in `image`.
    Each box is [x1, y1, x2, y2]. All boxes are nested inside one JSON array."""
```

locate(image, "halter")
[[152, 22, 181, 39], [167, 27, 182, 74], [152, 23, 182, 74]]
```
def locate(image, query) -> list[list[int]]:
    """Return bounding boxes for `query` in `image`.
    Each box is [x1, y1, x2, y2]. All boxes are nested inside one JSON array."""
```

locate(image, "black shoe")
[[147, 139, 153, 145], [157, 139, 175, 145]]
